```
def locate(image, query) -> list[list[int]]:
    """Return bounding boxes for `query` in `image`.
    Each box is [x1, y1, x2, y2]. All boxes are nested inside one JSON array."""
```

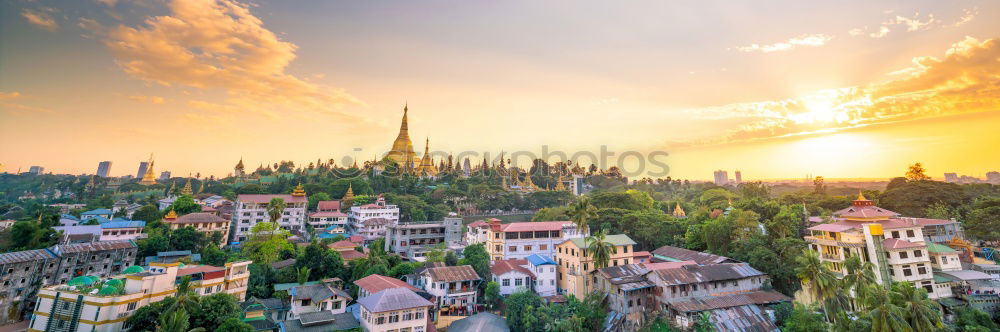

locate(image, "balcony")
[[821, 253, 844, 261], [804, 235, 865, 248]]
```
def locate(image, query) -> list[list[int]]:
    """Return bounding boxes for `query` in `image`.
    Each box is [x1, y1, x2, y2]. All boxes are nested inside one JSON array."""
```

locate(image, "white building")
[[358, 287, 433, 332], [232, 188, 308, 243], [483, 219, 587, 261], [465, 220, 490, 244], [413, 265, 481, 309], [288, 281, 353, 320], [490, 254, 557, 297], [347, 196, 399, 244], [308, 200, 348, 230]]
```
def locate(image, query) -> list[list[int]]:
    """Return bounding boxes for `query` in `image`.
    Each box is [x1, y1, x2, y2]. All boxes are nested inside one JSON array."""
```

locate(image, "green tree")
[[156, 309, 205, 332], [965, 197, 1000, 241], [216, 317, 255, 332], [168, 276, 201, 314], [795, 250, 836, 321], [865, 285, 909, 332], [126, 297, 176, 331], [585, 230, 614, 270], [533, 206, 570, 221], [190, 293, 242, 331], [458, 243, 491, 282], [295, 242, 345, 281], [425, 242, 448, 263], [242, 222, 293, 265], [444, 251, 459, 266], [168, 195, 202, 215], [297, 266, 312, 285], [692, 312, 713, 332], [505, 291, 544, 331], [952, 307, 999, 331], [308, 192, 332, 211], [890, 282, 942, 331], [200, 245, 228, 266], [132, 205, 163, 222], [843, 255, 877, 310], [170, 226, 207, 252], [267, 198, 286, 223], [782, 304, 828, 332], [568, 198, 597, 233], [483, 281, 501, 310]]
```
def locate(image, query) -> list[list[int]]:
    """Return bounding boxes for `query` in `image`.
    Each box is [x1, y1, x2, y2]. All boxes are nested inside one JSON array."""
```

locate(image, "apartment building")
[[464, 220, 490, 244], [29, 262, 180, 332], [490, 254, 558, 297], [175, 261, 251, 301], [484, 219, 586, 261], [358, 287, 433, 332], [556, 234, 638, 299], [347, 196, 399, 244], [384, 217, 463, 259], [413, 265, 481, 309], [163, 211, 231, 246], [232, 186, 308, 243], [287, 281, 353, 320], [354, 274, 421, 299], [308, 200, 348, 230]]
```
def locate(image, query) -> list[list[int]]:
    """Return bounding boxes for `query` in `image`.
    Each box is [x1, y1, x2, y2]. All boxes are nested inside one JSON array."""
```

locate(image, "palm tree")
[[843, 255, 877, 310], [865, 284, 911, 332], [156, 309, 206, 332], [297, 266, 312, 285], [568, 198, 596, 234], [795, 250, 837, 321], [891, 282, 942, 331], [267, 197, 286, 223], [585, 230, 614, 270], [167, 275, 201, 314]]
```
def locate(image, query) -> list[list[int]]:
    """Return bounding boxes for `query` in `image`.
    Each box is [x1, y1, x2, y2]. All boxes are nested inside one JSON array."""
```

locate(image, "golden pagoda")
[[164, 209, 178, 220], [417, 137, 438, 177], [181, 177, 193, 196], [292, 183, 306, 197], [386, 104, 417, 170], [234, 158, 246, 177], [523, 171, 538, 190], [139, 154, 157, 185], [672, 203, 686, 218], [554, 175, 566, 191], [343, 183, 355, 208]]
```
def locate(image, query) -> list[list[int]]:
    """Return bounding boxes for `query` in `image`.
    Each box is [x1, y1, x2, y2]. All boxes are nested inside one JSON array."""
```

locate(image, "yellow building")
[[483, 219, 586, 261], [162, 210, 231, 247], [555, 234, 638, 299]]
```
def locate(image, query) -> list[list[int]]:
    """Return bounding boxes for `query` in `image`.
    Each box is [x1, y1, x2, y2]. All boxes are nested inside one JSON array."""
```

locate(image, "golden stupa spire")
[[181, 176, 193, 196], [555, 175, 566, 191], [164, 209, 178, 220], [343, 183, 355, 208], [140, 153, 157, 185], [857, 190, 867, 201], [523, 171, 536, 189], [673, 203, 686, 218], [387, 104, 417, 169], [292, 183, 306, 197]]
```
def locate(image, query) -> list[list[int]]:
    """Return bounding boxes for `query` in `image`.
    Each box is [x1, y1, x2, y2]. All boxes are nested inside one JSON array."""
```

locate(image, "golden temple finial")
[[857, 190, 867, 201], [555, 175, 566, 191], [292, 183, 306, 197], [673, 203, 686, 218], [139, 153, 157, 185], [164, 209, 178, 220], [181, 176, 193, 196]]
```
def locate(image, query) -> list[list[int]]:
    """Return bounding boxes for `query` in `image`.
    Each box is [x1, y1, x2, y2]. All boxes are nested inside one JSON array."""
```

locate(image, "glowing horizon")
[[1, 1, 998, 180]]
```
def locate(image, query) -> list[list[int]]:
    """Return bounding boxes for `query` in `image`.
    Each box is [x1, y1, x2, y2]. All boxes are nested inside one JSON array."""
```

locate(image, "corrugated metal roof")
[[0, 249, 56, 265], [706, 304, 779, 332], [448, 312, 509, 332], [651, 245, 734, 265], [357, 287, 433, 313], [55, 240, 136, 253], [654, 263, 764, 286], [525, 254, 556, 266], [666, 291, 790, 312], [425, 265, 480, 282], [566, 234, 637, 249]]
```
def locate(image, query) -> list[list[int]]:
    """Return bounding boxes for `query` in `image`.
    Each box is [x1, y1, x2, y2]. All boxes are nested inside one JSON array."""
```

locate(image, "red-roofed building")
[[354, 274, 420, 298], [347, 196, 399, 245], [490, 259, 536, 295], [465, 219, 493, 244], [803, 194, 943, 299], [484, 219, 587, 260]]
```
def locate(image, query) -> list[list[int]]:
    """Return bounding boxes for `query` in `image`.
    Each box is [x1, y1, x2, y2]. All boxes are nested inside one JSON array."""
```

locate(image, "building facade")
[[484, 219, 586, 261], [163, 211, 231, 246], [347, 196, 399, 244], [232, 188, 308, 243], [556, 234, 638, 299], [384, 217, 462, 259], [414, 265, 481, 309], [358, 287, 432, 332]]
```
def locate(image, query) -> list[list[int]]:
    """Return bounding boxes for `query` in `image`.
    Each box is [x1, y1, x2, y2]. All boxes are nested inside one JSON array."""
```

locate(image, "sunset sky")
[[1, 0, 998, 180]]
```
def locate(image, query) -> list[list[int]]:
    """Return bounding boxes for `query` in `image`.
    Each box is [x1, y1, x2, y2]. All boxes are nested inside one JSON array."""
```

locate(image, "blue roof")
[[101, 220, 146, 228], [317, 233, 337, 239], [325, 225, 345, 231], [158, 250, 193, 257], [82, 209, 113, 215], [525, 254, 556, 266], [60, 214, 79, 221]]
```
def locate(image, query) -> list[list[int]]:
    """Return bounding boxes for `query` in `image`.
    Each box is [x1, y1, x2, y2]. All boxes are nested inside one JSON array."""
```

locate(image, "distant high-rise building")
[[734, 170, 742, 184], [96, 161, 112, 177], [136, 162, 150, 178], [943, 173, 958, 183], [159, 171, 172, 181], [713, 170, 729, 186], [29, 166, 44, 175]]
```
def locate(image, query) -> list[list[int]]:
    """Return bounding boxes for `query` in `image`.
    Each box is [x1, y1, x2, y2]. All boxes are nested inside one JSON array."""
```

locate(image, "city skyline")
[[2, 0, 999, 179]]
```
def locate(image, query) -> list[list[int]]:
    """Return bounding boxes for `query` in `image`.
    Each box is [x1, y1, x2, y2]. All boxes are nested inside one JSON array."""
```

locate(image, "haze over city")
[[2, 0, 998, 180]]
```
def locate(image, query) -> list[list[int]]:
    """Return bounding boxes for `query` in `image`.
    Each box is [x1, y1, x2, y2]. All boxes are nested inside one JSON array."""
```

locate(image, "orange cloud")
[[103, 0, 362, 116], [0, 91, 53, 115], [673, 37, 1000, 147], [128, 95, 166, 104], [21, 9, 59, 32]]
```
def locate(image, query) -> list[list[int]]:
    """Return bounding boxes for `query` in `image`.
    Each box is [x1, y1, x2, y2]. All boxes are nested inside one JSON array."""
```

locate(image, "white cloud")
[[736, 34, 833, 53], [953, 7, 977, 27]]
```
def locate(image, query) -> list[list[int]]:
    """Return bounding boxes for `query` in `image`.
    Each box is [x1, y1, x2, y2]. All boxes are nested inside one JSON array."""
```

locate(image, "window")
[[903, 268, 913, 277], [515, 278, 523, 286], [906, 230, 915, 238], [914, 250, 922, 257], [376, 316, 386, 325], [415, 311, 424, 319], [891, 231, 899, 238], [503, 279, 510, 287], [127, 302, 137, 311], [918, 266, 927, 275], [389, 314, 399, 323], [509, 246, 517, 252], [524, 245, 531, 251], [899, 251, 908, 259], [539, 244, 547, 251]]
